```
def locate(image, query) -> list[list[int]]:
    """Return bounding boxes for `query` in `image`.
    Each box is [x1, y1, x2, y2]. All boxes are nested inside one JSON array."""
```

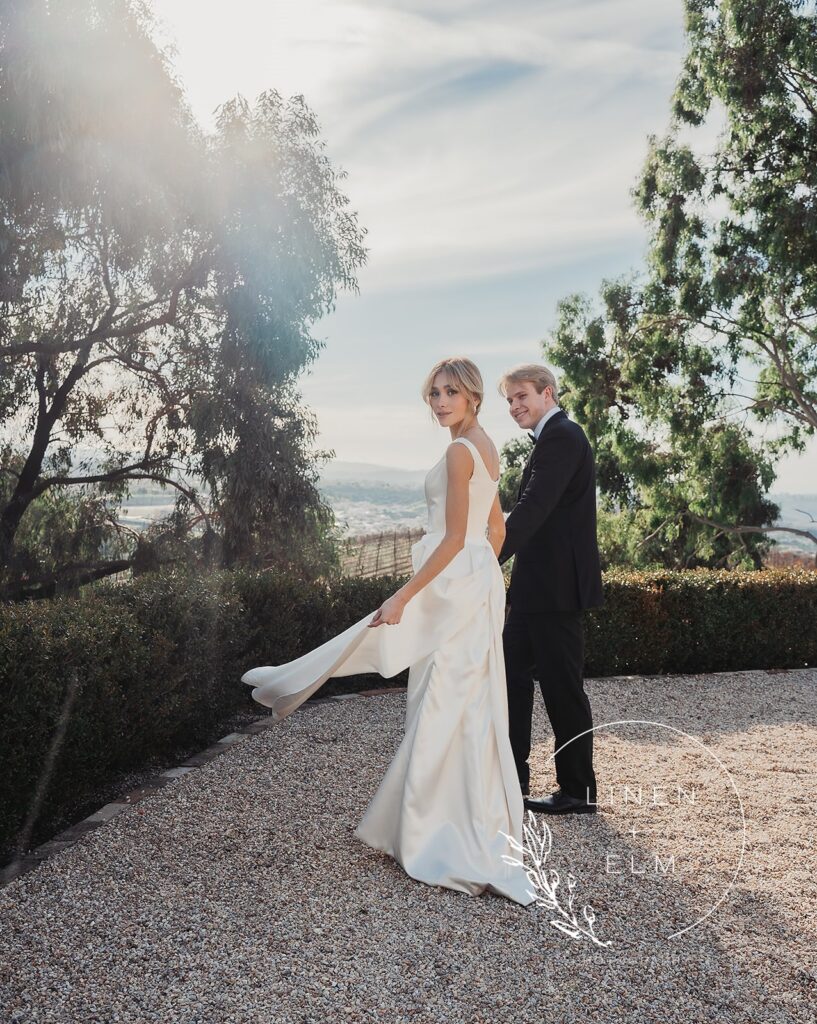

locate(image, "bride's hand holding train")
[[368, 592, 408, 626]]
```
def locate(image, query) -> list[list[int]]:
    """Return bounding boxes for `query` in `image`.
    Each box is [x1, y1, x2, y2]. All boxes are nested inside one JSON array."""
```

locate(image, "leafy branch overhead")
[[0, 0, 367, 600], [542, 0, 817, 569]]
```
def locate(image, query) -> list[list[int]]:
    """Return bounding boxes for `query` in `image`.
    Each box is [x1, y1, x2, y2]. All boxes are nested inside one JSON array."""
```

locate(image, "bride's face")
[[429, 371, 471, 428]]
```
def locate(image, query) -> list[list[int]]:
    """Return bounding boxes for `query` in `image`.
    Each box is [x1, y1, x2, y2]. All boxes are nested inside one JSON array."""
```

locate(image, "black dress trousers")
[[503, 604, 596, 803], [497, 409, 603, 805]]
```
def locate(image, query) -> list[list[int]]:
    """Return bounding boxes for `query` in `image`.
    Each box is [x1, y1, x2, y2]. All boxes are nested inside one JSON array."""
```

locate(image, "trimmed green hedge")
[[585, 568, 816, 675], [1, 565, 814, 861], [0, 568, 400, 863]]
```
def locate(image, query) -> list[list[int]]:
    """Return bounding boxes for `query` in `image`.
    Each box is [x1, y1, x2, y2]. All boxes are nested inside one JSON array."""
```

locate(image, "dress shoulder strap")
[[451, 436, 477, 455], [450, 436, 498, 482], [450, 436, 481, 469]]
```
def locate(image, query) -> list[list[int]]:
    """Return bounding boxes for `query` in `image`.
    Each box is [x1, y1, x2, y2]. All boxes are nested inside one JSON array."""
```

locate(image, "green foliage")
[[0, 0, 367, 599], [0, 564, 405, 861], [2, 563, 814, 860], [498, 436, 530, 512], [545, 0, 817, 567], [585, 565, 817, 675]]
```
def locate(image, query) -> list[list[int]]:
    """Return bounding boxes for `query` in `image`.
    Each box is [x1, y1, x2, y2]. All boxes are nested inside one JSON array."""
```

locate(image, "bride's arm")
[[369, 443, 471, 626], [486, 492, 505, 559]]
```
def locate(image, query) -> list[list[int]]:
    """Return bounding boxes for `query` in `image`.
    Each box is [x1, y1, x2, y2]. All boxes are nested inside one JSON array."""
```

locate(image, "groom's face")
[[506, 380, 551, 430]]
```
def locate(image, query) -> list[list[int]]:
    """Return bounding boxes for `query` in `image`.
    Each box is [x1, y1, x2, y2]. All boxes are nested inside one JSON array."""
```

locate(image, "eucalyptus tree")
[[0, 0, 367, 599], [544, 0, 817, 567]]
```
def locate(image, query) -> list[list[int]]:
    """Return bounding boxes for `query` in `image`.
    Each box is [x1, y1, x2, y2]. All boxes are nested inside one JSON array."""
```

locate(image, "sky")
[[150, 0, 817, 491]]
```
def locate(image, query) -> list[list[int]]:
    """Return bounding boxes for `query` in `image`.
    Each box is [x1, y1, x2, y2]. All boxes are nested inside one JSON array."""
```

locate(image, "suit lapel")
[[516, 409, 568, 501]]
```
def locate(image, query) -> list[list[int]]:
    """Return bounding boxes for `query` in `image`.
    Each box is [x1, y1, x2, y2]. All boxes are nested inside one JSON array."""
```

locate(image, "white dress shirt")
[[532, 404, 561, 440]]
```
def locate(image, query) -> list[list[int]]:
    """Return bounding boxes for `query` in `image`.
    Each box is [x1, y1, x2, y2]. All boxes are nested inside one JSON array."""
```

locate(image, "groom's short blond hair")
[[497, 363, 559, 401]]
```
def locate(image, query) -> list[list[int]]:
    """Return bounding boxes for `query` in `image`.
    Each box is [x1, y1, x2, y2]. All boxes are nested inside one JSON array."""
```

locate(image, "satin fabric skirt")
[[241, 532, 536, 906]]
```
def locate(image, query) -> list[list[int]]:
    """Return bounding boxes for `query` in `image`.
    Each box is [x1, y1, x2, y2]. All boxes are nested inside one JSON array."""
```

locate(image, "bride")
[[241, 356, 536, 907]]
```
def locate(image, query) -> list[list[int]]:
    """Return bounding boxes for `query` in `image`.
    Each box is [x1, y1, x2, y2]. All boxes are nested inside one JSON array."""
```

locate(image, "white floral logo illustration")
[[500, 810, 612, 947], [500, 719, 747, 945]]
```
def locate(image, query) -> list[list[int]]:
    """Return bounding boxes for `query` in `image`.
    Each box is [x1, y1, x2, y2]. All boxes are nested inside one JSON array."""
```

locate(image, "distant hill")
[[317, 461, 427, 487], [317, 461, 426, 535], [42, 450, 817, 549], [317, 469, 817, 549]]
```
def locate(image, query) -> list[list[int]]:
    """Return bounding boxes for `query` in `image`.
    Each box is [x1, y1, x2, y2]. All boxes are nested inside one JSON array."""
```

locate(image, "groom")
[[497, 363, 603, 814]]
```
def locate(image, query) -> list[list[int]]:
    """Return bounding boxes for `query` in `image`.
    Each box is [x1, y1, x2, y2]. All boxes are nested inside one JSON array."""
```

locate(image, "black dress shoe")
[[523, 789, 597, 815]]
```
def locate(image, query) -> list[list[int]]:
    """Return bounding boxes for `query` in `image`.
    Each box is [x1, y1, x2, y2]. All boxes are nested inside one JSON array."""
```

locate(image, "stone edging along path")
[[0, 686, 405, 889]]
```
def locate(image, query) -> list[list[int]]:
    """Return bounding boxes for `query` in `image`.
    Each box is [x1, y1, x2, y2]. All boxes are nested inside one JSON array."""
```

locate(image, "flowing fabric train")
[[242, 438, 536, 906]]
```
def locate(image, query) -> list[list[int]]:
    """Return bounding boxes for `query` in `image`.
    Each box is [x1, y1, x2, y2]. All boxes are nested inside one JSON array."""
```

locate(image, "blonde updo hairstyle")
[[421, 356, 484, 421]]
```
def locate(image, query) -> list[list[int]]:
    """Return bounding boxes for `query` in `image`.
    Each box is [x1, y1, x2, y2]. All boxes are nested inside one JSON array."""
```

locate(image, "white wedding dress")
[[241, 436, 536, 906]]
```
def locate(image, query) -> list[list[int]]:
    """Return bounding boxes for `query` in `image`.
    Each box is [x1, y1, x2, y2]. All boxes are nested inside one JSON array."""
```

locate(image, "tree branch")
[[0, 557, 137, 602], [29, 455, 170, 498], [28, 461, 213, 536], [0, 254, 208, 358], [637, 515, 676, 547], [685, 509, 817, 566]]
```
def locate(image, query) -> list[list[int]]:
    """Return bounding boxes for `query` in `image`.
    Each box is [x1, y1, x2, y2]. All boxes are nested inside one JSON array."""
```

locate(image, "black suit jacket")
[[498, 409, 604, 611]]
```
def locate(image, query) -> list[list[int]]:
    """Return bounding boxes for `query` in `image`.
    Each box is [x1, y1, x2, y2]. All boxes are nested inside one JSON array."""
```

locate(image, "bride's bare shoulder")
[[445, 438, 474, 463]]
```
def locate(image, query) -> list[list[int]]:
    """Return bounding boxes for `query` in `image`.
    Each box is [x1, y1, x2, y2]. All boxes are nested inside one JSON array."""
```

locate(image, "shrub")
[[1, 564, 814, 860]]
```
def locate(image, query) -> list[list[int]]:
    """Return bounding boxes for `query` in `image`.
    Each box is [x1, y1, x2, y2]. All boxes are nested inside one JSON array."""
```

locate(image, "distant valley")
[[109, 458, 817, 549], [769, 493, 817, 555]]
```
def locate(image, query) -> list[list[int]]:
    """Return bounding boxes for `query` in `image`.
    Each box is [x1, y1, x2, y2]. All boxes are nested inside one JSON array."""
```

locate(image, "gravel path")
[[1, 668, 814, 1023]]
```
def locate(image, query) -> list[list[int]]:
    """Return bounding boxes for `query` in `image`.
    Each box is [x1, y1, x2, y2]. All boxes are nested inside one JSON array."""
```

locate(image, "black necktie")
[[527, 431, 537, 443]]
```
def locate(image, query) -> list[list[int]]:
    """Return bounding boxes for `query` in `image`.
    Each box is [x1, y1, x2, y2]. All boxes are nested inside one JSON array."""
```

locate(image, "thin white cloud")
[[150, 1, 683, 291], [146, 2, 815, 486]]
